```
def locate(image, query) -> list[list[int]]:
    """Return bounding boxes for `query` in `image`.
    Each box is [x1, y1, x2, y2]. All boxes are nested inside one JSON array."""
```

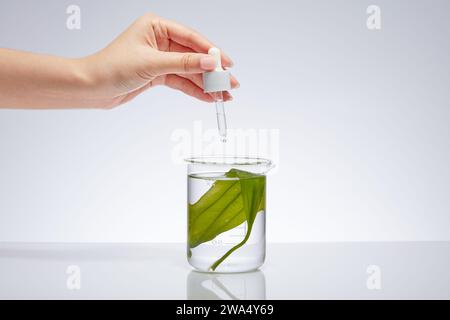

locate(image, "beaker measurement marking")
[[222, 225, 247, 244], [210, 239, 223, 246], [231, 224, 247, 236]]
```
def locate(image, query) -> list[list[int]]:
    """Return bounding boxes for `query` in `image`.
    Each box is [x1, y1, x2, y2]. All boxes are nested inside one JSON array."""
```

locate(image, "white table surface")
[[0, 242, 448, 299]]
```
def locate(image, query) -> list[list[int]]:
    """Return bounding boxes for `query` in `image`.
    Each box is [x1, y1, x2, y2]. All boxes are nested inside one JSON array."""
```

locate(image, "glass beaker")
[[186, 156, 273, 273]]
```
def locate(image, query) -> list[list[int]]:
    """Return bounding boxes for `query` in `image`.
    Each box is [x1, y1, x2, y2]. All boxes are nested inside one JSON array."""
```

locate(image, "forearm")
[[0, 49, 107, 109]]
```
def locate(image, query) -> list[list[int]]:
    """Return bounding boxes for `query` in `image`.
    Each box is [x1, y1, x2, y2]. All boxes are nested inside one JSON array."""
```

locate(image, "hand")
[[0, 13, 238, 109], [81, 13, 239, 108]]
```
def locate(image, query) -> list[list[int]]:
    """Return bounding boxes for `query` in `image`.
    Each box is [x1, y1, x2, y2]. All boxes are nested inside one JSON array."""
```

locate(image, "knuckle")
[[164, 74, 174, 87], [141, 12, 157, 22], [186, 84, 196, 96], [136, 13, 158, 27], [101, 101, 118, 110], [185, 32, 197, 45], [180, 82, 189, 93], [182, 54, 193, 72]]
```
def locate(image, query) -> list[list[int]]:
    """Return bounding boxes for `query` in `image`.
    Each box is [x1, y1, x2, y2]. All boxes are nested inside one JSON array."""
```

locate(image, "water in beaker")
[[186, 157, 272, 273]]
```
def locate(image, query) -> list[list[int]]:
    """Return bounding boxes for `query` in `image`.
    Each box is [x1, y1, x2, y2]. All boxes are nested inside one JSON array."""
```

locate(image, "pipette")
[[211, 91, 227, 142], [202, 48, 231, 143]]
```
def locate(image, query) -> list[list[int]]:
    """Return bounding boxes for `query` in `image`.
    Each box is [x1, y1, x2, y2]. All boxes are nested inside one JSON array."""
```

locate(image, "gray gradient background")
[[0, 0, 449, 242]]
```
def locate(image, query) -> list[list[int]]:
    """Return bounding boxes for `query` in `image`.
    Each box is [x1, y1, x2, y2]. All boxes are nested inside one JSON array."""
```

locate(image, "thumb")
[[152, 52, 217, 75]]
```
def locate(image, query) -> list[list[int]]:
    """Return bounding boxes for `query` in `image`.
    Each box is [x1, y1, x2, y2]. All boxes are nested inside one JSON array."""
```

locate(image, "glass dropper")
[[202, 47, 231, 143], [211, 91, 227, 142]]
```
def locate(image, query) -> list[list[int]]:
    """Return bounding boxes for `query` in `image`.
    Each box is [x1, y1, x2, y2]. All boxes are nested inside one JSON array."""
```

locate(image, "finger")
[[208, 90, 233, 102], [168, 41, 194, 54], [177, 73, 240, 90], [153, 51, 216, 75], [176, 73, 235, 101], [176, 73, 232, 101], [229, 74, 240, 88], [168, 42, 232, 73], [164, 74, 214, 102], [222, 91, 233, 101], [162, 19, 234, 67], [209, 91, 233, 102], [176, 73, 204, 89], [168, 40, 234, 69]]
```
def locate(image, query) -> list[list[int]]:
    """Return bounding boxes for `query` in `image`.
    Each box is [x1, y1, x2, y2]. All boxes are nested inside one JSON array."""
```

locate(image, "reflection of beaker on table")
[[187, 270, 266, 300]]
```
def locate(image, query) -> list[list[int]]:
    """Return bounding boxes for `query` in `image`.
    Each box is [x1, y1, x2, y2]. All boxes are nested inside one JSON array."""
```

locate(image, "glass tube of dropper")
[[211, 91, 227, 143]]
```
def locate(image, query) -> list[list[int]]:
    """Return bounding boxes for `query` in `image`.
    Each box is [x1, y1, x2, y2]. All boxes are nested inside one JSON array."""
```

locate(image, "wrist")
[[72, 56, 102, 93], [70, 54, 119, 108]]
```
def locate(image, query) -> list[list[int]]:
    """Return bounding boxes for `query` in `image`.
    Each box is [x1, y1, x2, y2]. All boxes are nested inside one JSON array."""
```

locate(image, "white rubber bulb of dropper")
[[208, 47, 223, 72]]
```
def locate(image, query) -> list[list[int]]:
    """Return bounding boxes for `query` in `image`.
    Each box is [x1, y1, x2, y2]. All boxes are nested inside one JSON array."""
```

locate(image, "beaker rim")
[[184, 156, 272, 167]]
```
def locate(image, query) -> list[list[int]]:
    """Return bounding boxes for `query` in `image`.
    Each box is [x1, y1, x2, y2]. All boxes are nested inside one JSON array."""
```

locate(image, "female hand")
[[0, 13, 239, 109], [84, 13, 239, 107]]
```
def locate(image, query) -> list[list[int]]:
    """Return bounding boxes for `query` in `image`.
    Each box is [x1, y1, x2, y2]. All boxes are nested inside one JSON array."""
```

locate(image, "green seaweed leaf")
[[188, 169, 266, 271]]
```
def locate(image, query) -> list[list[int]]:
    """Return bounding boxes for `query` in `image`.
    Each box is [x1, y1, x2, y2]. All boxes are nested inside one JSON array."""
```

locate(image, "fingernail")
[[223, 54, 234, 67], [235, 82, 240, 89], [227, 60, 234, 68], [200, 57, 216, 70]]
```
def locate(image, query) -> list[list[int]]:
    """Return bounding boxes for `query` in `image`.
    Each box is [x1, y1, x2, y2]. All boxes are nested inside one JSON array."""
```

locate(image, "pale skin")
[[0, 13, 238, 109]]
